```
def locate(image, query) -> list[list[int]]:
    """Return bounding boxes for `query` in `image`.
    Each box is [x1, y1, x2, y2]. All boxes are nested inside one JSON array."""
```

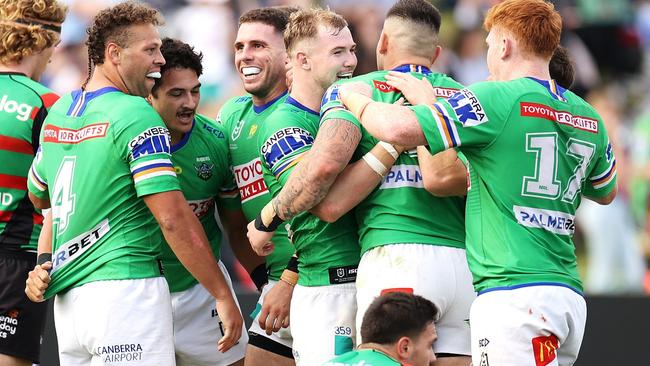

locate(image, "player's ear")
[[106, 42, 121, 65], [501, 36, 511, 60], [396, 336, 413, 359], [431, 45, 442, 65], [296, 51, 310, 70], [377, 31, 388, 55]]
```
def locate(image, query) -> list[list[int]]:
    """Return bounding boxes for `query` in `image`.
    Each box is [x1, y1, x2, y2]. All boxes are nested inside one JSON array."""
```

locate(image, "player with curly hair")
[[0, 1, 66, 365], [24, 2, 242, 364]]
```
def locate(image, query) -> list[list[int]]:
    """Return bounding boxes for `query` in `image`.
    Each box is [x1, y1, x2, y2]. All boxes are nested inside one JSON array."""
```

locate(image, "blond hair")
[[0, 0, 67, 64], [284, 8, 347, 54]]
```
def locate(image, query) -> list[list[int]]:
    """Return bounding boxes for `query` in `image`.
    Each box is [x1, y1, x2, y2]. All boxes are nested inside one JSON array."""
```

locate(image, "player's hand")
[[259, 280, 294, 334], [215, 296, 244, 353], [25, 261, 52, 302], [247, 220, 275, 256], [338, 81, 373, 100], [385, 71, 436, 105]]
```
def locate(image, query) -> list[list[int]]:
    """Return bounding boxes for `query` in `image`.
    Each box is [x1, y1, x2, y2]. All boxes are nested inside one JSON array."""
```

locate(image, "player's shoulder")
[[4, 74, 59, 109], [217, 95, 253, 124], [194, 113, 227, 140], [426, 72, 464, 90]]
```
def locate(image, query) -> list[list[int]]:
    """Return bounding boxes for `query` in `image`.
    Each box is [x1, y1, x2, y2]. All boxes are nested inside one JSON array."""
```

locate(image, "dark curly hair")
[[151, 38, 203, 96], [85, 1, 162, 67]]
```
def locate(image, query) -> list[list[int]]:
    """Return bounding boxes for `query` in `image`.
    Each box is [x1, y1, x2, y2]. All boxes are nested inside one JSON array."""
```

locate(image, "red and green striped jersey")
[[0, 72, 59, 252]]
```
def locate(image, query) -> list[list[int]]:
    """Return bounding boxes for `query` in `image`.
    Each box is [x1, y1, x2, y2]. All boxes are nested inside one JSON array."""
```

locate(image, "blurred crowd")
[[41, 0, 650, 295]]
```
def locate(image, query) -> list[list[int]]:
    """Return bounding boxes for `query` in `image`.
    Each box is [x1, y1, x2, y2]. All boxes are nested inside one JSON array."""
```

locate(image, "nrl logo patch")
[[231, 120, 245, 141], [194, 161, 214, 181]]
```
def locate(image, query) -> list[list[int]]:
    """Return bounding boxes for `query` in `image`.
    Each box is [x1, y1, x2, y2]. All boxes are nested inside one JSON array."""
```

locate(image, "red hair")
[[484, 0, 561, 59]]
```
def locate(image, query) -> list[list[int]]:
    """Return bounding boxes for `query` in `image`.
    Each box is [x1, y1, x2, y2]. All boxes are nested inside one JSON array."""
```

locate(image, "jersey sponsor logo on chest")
[[232, 158, 267, 202], [520, 102, 598, 133], [51, 218, 110, 273], [0, 94, 33, 121], [43, 123, 109, 144], [513, 205, 575, 235], [380, 164, 423, 189]]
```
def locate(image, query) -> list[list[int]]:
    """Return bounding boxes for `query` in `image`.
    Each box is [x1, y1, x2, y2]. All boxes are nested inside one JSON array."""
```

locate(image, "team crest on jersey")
[[231, 120, 245, 141], [448, 88, 488, 127], [194, 157, 214, 181]]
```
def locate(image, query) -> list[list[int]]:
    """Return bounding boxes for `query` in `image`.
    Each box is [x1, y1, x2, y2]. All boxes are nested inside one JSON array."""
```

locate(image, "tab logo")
[[0, 95, 33, 121]]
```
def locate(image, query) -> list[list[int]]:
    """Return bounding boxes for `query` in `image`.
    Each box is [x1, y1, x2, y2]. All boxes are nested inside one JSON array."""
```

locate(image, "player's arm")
[[339, 86, 427, 147], [583, 140, 618, 205], [312, 141, 403, 222], [219, 207, 267, 289], [144, 190, 243, 352], [248, 118, 361, 254], [417, 147, 468, 196], [25, 210, 53, 302]]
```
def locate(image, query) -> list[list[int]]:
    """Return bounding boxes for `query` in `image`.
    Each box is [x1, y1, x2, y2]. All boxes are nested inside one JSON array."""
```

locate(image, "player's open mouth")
[[242, 67, 262, 80], [177, 110, 194, 123], [337, 72, 353, 79], [146, 71, 161, 79]]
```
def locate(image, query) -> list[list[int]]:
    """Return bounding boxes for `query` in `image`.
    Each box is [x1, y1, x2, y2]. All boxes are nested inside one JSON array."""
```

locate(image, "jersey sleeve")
[[320, 82, 362, 131], [258, 114, 315, 184], [411, 82, 506, 155], [583, 136, 617, 198], [113, 103, 179, 197], [27, 145, 48, 199]]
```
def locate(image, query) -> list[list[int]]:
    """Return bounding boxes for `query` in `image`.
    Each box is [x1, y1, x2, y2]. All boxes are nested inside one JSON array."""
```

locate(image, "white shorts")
[[470, 285, 587, 366], [54, 277, 175, 366], [171, 261, 247, 366], [356, 244, 475, 355], [248, 280, 293, 353], [290, 283, 356, 366]]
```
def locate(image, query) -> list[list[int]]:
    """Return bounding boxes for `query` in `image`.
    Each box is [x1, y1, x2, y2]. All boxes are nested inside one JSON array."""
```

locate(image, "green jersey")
[[412, 77, 617, 293], [0, 72, 59, 252], [217, 93, 293, 280], [27, 87, 180, 298], [259, 96, 360, 286], [320, 65, 466, 255], [162, 114, 240, 293], [323, 349, 403, 366]]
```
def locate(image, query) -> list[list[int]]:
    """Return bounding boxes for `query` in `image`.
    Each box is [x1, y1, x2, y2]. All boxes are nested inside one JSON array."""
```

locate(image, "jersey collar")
[[66, 87, 121, 117], [526, 77, 567, 102], [286, 95, 319, 116], [253, 90, 288, 114], [391, 64, 432, 75], [170, 118, 195, 153]]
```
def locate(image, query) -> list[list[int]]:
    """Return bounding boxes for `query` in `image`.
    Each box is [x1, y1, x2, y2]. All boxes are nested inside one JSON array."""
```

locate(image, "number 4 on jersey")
[[522, 133, 594, 203], [52, 156, 77, 235]]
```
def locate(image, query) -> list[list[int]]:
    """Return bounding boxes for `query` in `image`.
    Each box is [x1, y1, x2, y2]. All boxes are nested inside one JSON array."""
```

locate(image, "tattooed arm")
[[272, 118, 361, 220], [247, 118, 360, 255]]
